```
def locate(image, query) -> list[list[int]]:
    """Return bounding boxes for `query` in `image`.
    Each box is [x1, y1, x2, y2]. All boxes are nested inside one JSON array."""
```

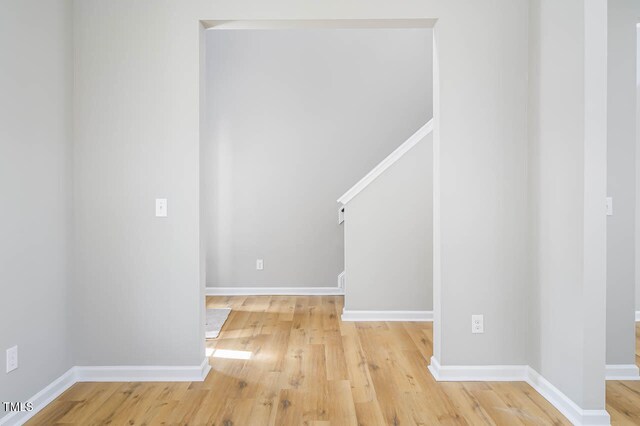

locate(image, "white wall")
[[73, 0, 530, 373], [0, 0, 615, 419], [433, 2, 530, 367], [607, 0, 638, 366], [0, 0, 73, 409], [74, 0, 610, 413], [416, 3, 531, 370], [344, 132, 432, 312], [72, 1, 205, 365], [637, 25, 640, 315], [528, 0, 608, 410], [203, 28, 432, 289]]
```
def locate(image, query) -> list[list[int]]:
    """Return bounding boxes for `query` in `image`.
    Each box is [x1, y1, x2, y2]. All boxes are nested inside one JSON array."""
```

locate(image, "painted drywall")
[[73, 0, 530, 373], [637, 25, 640, 315], [432, 3, 530, 367], [0, 0, 610, 418], [73, 0, 538, 396], [0, 0, 73, 409], [607, 0, 638, 366], [203, 29, 432, 289], [344, 132, 432, 311], [72, 1, 205, 366], [528, 0, 608, 410]]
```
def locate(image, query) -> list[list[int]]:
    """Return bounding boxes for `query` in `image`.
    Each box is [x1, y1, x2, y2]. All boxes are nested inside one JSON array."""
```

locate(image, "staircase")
[[338, 119, 434, 321]]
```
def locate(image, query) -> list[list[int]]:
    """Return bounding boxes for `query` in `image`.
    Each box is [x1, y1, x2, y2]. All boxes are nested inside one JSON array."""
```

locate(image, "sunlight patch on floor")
[[210, 349, 252, 360]]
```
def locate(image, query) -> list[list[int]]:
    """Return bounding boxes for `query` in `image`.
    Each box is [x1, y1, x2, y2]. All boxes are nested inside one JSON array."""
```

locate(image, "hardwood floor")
[[27, 296, 640, 425], [605, 322, 640, 425]]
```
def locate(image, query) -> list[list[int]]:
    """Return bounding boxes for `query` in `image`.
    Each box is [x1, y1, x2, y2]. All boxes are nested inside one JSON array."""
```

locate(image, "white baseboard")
[[636, 311, 640, 321], [206, 286, 344, 296], [0, 358, 210, 426], [526, 367, 610, 426], [427, 356, 527, 381], [341, 310, 432, 322], [74, 357, 211, 382], [605, 364, 640, 380], [0, 368, 76, 426], [427, 357, 611, 426]]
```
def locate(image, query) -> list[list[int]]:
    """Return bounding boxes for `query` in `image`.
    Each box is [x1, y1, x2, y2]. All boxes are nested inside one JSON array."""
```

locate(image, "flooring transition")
[[26, 297, 640, 425]]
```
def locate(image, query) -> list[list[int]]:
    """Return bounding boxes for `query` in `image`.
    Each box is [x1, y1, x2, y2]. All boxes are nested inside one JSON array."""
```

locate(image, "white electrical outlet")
[[256, 259, 264, 270], [471, 315, 484, 334], [155, 198, 168, 217], [6, 346, 18, 373]]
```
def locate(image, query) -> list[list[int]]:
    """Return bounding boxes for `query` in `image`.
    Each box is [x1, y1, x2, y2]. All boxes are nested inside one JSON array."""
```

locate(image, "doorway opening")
[[197, 19, 439, 360]]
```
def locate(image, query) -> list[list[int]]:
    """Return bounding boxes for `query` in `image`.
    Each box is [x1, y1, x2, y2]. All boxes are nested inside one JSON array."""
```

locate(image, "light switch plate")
[[6, 346, 17, 373], [256, 259, 264, 270], [155, 198, 168, 217], [606, 197, 613, 216]]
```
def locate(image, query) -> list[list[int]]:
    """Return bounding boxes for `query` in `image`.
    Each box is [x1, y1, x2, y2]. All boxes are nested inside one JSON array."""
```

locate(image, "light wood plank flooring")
[[27, 296, 640, 425], [605, 322, 640, 425]]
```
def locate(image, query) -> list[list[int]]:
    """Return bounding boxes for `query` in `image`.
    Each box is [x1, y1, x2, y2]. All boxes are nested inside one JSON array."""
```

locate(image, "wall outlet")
[[471, 315, 484, 334], [155, 198, 168, 217], [6, 346, 18, 373], [256, 259, 264, 270]]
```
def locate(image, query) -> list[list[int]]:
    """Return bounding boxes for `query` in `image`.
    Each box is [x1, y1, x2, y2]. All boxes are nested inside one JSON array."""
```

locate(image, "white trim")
[[0, 368, 76, 426], [635, 310, 640, 321], [605, 364, 640, 380], [526, 367, 610, 426], [74, 358, 211, 383], [427, 356, 528, 381], [337, 119, 433, 205], [0, 358, 210, 426], [203, 19, 437, 30], [206, 286, 344, 296], [427, 357, 611, 426], [341, 310, 432, 322], [427, 356, 442, 380]]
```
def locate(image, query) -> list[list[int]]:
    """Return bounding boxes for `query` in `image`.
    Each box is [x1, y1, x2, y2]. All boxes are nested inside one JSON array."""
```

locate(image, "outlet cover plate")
[[471, 315, 484, 334]]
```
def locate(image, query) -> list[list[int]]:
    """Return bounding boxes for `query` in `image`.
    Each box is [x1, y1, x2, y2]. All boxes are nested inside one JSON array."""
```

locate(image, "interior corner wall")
[[528, 0, 608, 410], [0, 0, 73, 410], [607, 0, 638, 366], [202, 28, 432, 289]]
